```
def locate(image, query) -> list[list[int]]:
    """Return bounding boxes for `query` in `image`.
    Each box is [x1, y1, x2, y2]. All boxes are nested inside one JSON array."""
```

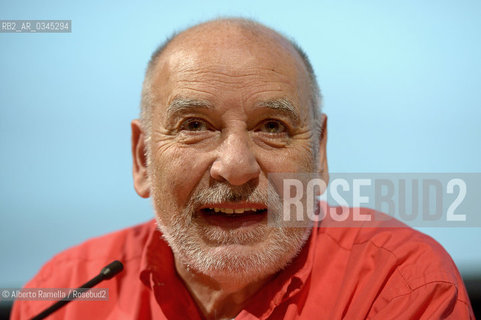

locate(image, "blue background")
[[1, 0, 480, 287]]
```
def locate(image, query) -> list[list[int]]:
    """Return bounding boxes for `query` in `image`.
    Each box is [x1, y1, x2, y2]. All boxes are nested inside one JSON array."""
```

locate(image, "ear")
[[131, 119, 150, 198], [318, 114, 329, 188]]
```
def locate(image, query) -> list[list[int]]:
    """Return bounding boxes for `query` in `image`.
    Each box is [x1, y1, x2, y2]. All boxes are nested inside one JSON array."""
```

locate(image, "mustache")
[[188, 181, 277, 209]]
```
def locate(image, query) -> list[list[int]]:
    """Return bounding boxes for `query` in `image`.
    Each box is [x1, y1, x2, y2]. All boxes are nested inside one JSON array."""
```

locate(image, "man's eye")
[[180, 119, 209, 131], [259, 120, 287, 134]]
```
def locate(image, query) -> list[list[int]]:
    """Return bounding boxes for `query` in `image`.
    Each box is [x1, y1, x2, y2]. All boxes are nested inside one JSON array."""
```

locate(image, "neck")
[[175, 259, 273, 320]]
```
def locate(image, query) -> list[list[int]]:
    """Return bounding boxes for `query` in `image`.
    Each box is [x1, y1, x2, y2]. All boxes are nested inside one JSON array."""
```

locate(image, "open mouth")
[[199, 205, 268, 227], [200, 207, 267, 217]]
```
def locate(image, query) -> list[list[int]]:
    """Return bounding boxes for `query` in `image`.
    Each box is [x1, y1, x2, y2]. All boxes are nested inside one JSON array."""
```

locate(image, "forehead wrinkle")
[[173, 69, 293, 89]]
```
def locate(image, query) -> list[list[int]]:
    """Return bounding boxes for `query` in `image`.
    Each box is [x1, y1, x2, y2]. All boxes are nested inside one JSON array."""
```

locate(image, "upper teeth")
[[211, 208, 261, 215]]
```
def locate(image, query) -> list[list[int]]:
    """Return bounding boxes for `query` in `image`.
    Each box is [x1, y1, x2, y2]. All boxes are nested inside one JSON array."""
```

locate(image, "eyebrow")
[[165, 96, 300, 123], [166, 97, 213, 118], [255, 98, 300, 123]]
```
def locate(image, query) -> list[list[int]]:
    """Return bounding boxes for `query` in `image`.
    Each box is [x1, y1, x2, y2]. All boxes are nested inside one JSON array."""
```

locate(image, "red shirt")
[[11, 207, 474, 319]]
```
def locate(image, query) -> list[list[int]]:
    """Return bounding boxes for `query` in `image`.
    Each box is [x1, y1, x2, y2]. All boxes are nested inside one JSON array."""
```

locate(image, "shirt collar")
[[240, 222, 319, 318], [139, 221, 204, 319], [139, 220, 174, 288]]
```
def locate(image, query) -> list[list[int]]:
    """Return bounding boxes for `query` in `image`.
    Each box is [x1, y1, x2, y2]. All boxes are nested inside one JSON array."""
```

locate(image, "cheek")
[[151, 145, 214, 204], [257, 146, 315, 173]]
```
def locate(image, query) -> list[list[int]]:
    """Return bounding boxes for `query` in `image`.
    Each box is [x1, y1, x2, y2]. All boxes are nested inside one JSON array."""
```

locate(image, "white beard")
[[153, 180, 312, 283]]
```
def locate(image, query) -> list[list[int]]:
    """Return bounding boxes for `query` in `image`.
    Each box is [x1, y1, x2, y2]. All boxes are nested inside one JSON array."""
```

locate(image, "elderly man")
[[12, 18, 474, 319]]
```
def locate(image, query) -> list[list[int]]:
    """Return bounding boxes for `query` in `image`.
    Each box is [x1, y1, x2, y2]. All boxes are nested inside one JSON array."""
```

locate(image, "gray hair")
[[139, 18, 322, 137]]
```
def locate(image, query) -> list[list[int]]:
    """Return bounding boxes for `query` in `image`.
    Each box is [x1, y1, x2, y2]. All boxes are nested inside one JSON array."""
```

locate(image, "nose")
[[210, 131, 261, 186]]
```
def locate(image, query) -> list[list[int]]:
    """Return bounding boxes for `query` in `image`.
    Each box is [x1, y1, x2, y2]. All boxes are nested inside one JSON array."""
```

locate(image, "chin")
[[159, 220, 312, 283]]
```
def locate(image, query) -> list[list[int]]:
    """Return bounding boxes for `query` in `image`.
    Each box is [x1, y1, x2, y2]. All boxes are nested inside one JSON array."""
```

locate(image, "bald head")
[[140, 18, 321, 135]]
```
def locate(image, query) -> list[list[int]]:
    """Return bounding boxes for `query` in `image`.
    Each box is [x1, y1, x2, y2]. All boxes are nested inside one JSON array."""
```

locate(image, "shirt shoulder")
[[29, 219, 155, 287], [338, 208, 459, 284], [313, 207, 474, 319], [10, 220, 156, 320]]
